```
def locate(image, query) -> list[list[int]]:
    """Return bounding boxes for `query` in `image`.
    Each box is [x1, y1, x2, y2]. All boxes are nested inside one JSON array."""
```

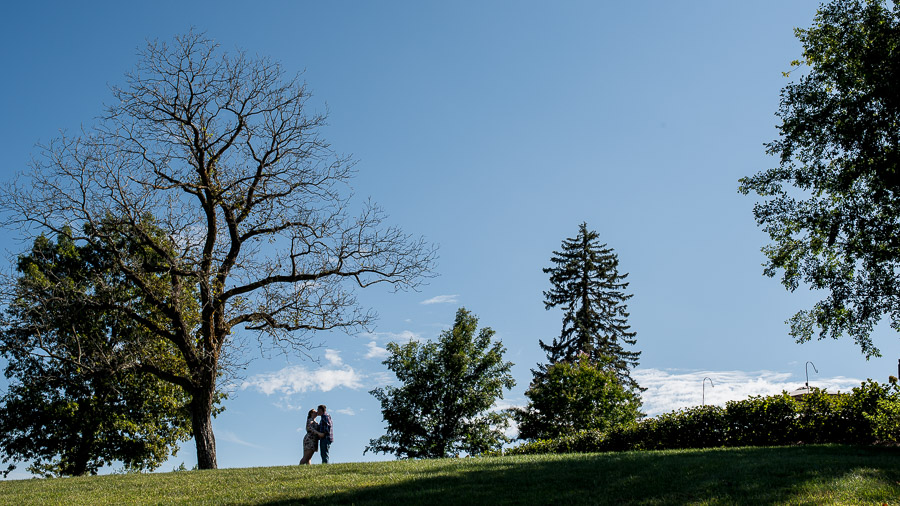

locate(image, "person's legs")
[[319, 440, 330, 464], [299, 448, 314, 465]]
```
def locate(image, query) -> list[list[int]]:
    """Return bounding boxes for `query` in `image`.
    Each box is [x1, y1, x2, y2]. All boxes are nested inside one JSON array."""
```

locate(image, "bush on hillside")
[[505, 380, 900, 456]]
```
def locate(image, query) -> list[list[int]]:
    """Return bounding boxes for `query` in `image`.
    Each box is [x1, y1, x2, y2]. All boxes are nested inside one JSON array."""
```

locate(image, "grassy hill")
[[1, 445, 898, 505]]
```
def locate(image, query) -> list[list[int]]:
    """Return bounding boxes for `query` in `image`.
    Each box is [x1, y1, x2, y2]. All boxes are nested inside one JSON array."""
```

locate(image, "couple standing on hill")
[[299, 405, 334, 465]]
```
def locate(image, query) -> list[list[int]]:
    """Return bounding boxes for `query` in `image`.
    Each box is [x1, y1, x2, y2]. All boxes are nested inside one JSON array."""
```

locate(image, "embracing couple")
[[299, 404, 334, 465]]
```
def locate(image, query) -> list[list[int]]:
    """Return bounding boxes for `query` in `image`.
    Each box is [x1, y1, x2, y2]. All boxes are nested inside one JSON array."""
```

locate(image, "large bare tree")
[[0, 32, 435, 469]]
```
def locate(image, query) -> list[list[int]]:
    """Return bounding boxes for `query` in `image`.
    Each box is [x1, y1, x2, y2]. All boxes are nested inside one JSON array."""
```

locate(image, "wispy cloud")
[[335, 407, 357, 416], [633, 368, 864, 416], [421, 294, 459, 305], [384, 330, 422, 344], [324, 349, 343, 366], [487, 398, 521, 438], [361, 330, 423, 345], [241, 364, 364, 396], [365, 341, 389, 359], [367, 371, 395, 388], [272, 397, 306, 411], [217, 429, 265, 449]]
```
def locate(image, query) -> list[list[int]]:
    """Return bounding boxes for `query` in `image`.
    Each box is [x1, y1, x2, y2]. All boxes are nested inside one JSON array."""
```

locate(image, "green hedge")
[[504, 380, 900, 455]]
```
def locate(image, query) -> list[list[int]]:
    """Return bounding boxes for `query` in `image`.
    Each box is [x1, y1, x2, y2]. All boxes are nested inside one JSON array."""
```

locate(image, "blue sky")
[[2, 1, 899, 476]]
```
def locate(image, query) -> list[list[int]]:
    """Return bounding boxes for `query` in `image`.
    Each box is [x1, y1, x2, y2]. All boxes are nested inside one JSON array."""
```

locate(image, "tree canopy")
[[738, 0, 900, 358], [0, 32, 435, 469], [514, 355, 642, 441], [0, 228, 192, 477], [538, 223, 641, 391], [366, 308, 515, 459]]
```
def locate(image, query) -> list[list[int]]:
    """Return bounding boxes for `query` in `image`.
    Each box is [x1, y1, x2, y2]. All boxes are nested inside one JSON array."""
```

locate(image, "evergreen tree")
[[538, 223, 641, 391]]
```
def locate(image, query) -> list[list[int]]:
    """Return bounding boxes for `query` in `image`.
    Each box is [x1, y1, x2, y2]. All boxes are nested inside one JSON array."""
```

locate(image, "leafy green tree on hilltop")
[[366, 308, 515, 459], [514, 354, 642, 441], [739, 0, 900, 358], [0, 227, 194, 477], [538, 223, 641, 391]]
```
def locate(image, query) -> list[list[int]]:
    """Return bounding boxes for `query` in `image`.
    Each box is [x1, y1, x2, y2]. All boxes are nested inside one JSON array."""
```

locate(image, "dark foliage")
[[366, 308, 515, 459], [739, 0, 900, 358], [513, 355, 642, 441], [0, 228, 192, 477]]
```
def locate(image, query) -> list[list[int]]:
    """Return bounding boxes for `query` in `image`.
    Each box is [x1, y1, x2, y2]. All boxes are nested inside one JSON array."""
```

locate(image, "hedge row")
[[504, 379, 900, 455]]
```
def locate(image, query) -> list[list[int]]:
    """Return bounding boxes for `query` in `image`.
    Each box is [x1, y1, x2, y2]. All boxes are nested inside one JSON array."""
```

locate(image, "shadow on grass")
[[264, 445, 900, 505]]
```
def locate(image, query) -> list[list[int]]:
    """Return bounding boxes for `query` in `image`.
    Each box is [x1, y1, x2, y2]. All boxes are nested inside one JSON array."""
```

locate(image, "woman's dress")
[[302, 417, 319, 452]]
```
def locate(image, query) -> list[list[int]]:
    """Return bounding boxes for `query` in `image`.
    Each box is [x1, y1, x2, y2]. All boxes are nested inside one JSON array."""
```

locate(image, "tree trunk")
[[190, 389, 218, 470], [71, 430, 93, 476], [71, 393, 102, 476]]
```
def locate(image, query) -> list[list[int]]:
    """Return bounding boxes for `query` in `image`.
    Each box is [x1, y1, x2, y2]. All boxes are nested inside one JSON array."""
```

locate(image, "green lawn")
[[1, 445, 898, 505]]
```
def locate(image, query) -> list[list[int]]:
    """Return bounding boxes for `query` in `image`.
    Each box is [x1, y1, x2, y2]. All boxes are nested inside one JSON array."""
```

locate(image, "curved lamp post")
[[702, 377, 714, 405], [805, 361, 818, 392]]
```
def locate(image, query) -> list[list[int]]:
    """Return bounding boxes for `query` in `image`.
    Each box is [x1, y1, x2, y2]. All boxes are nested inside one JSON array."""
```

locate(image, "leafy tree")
[[538, 223, 641, 391], [0, 32, 434, 469], [514, 355, 642, 440], [366, 308, 515, 459], [738, 0, 900, 358], [0, 228, 192, 477]]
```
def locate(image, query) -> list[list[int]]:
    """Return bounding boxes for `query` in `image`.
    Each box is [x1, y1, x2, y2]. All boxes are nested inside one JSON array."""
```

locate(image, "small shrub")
[[651, 405, 728, 449], [724, 393, 797, 447], [795, 388, 841, 443]]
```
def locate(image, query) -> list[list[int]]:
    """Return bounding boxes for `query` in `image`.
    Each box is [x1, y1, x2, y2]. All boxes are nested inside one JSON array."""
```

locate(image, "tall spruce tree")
[[538, 223, 641, 391]]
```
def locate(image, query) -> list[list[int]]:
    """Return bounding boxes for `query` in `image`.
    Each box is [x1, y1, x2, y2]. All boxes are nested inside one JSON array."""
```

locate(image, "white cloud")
[[241, 364, 364, 396], [360, 330, 422, 344], [633, 368, 864, 417], [335, 407, 356, 416], [490, 398, 519, 413], [361, 330, 422, 347], [486, 398, 521, 439], [421, 294, 459, 305], [217, 429, 265, 449], [272, 397, 306, 411], [365, 341, 389, 359], [367, 371, 395, 388], [324, 349, 343, 366], [317, 368, 365, 392], [383, 330, 422, 344], [504, 417, 520, 440]]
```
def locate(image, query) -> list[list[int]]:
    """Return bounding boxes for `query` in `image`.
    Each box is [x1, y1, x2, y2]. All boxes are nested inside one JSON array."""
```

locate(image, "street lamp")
[[702, 377, 714, 405], [805, 361, 818, 393]]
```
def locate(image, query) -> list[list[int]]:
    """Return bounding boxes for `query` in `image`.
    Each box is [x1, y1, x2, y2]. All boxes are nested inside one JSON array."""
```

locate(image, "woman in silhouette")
[[299, 409, 325, 465]]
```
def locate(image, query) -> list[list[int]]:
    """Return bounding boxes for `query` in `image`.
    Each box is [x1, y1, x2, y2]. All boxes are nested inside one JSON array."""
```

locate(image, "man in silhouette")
[[317, 404, 334, 463]]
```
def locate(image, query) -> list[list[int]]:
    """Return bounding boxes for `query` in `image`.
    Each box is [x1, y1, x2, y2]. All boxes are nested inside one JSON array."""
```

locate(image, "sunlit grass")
[[0, 445, 897, 505]]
